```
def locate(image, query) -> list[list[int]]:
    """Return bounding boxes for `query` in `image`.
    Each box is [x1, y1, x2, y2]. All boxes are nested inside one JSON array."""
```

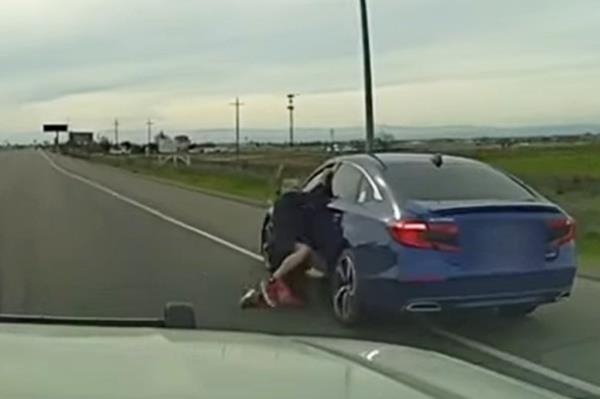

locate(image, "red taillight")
[[547, 217, 576, 247], [389, 221, 429, 249], [389, 220, 459, 251]]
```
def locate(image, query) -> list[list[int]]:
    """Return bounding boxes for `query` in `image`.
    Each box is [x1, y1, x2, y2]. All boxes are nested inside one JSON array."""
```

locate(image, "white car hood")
[[0, 323, 567, 399]]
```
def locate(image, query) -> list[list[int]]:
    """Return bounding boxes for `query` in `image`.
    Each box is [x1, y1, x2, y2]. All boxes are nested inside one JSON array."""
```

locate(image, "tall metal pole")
[[287, 94, 296, 147], [146, 119, 153, 156], [114, 118, 119, 146], [147, 119, 153, 144], [230, 97, 244, 162], [359, 0, 375, 153]]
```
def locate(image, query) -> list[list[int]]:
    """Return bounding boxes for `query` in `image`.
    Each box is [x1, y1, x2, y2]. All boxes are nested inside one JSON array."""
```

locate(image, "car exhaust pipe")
[[405, 302, 442, 313]]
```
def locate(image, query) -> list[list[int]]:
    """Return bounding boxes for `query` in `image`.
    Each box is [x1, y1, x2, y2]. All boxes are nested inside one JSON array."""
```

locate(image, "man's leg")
[[260, 243, 312, 307], [272, 243, 312, 280], [307, 249, 327, 277]]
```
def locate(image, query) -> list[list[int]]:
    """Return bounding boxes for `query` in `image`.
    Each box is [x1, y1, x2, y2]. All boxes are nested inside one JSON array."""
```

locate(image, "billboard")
[[69, 132, 94, 146], [158, 137, 177, 154], [43, 124, 69, 132]]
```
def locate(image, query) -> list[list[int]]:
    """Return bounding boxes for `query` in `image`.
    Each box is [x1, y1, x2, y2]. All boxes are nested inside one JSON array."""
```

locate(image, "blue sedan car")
[[261, 153, 577, 325]]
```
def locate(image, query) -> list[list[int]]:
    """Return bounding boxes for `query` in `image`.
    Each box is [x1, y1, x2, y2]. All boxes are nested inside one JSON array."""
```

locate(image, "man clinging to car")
[[241, 167, 341, 308]]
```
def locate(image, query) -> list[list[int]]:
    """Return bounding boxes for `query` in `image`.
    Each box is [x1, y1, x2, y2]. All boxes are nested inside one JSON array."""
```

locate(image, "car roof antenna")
[[431, 153, 443, 168]]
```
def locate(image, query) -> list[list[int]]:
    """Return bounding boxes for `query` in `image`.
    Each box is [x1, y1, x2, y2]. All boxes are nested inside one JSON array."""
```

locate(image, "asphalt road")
[[1, 150, 599, 396]]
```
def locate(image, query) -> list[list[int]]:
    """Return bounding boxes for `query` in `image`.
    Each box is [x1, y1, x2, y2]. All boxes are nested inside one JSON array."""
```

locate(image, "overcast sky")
[[1, 0, 599, 141]]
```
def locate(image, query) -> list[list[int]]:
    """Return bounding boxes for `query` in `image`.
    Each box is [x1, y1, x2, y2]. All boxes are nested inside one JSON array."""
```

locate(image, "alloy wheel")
[[333, 253, 358, 322]]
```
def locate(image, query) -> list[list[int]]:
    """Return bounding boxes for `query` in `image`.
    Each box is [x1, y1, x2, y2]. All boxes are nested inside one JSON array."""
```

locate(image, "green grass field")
[[88, 145, 600, 275], [94, 155, 274, 202]]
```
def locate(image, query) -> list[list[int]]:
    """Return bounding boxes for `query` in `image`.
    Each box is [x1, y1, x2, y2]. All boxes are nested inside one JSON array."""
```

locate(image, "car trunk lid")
[[404, 200, 566, 274]]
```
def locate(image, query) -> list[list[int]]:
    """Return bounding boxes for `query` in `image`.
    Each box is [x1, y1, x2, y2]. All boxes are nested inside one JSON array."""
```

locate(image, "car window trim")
[[356, 177, 370, 203]]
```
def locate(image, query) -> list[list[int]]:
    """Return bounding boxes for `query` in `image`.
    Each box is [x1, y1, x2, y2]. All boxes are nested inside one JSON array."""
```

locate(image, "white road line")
[[41, 151, 263, 262], [42, 151, 600, 396], [432, 327, 600, 397]]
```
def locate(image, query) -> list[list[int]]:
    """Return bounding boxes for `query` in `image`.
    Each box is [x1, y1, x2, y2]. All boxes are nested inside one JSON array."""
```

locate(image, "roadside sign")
[[68, 131, 94, 146], [158, 137, 177, 154], [43, 123, 69, 148], [43, 124, 68, 133]]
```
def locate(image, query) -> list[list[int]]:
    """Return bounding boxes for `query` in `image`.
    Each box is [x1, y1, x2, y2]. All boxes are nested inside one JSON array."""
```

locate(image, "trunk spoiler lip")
[[406, 200, 563, 217]]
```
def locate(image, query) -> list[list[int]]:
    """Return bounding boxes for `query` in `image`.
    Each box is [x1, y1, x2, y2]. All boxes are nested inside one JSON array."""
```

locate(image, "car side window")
[[302, 165, 333, 193], [332, 164, 363, 201]]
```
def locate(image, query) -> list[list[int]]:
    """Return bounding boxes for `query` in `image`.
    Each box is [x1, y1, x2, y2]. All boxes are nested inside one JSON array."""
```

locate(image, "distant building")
[[68, 131, 94, 146], [325, 143, 340, 153], [174, 135, 191, 151], [109, 147, 130, 155], [157, 136, 177, 154]]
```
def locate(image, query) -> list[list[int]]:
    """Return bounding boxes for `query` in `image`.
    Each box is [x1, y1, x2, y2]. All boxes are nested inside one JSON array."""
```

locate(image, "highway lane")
[[1, 150, 599, 395], [437, 277, 600, 386], [0, 150, 437, 339], [0, 149, 258, 319]]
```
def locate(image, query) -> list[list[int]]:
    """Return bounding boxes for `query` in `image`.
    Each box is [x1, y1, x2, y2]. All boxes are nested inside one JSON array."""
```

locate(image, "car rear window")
[[385, 162, 536, 202]]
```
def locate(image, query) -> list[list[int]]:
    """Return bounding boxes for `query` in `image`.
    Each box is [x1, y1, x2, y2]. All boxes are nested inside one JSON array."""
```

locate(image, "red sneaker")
[[260, 278, 305, 308], [275, 278, 305, 307], [278, 292, 304, 306], [260, 279, 279, 308]]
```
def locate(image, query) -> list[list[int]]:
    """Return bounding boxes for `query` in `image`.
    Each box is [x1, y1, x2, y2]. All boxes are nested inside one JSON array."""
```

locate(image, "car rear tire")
[[497, 304, 538, 318], [331, 249, 362, 326]]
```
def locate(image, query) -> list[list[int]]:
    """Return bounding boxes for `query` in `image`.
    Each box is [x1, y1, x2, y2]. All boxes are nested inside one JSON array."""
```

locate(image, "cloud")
[[1, 0, 599, 139]]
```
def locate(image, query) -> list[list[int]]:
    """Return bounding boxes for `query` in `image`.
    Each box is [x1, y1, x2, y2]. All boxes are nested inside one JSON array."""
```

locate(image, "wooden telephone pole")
[[230, 97, 245, 162]]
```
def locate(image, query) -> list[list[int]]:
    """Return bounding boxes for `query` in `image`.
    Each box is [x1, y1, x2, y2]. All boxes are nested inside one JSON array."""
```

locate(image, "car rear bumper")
[[361, 268, 576, 313]]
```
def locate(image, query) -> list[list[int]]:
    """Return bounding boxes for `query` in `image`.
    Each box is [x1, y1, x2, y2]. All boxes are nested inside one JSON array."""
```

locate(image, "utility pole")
[[287, 94, 297, 147], [230, 97, 244, 162], [146, 118, 153, 156], [329, 128, 337, 154], [359, 0, 376, 153], [114, 118, 119, 147]]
